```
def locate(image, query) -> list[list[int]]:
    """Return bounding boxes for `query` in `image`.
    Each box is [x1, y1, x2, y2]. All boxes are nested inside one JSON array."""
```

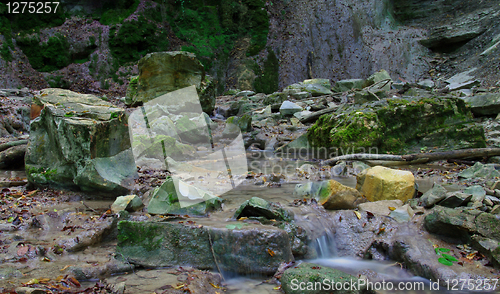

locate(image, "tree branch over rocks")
[[324, 148, 500, 165]]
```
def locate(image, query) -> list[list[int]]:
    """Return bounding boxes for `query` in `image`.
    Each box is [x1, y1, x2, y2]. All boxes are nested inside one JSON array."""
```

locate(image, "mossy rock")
[[308, 96, 486, 154], [280, 262, 361, 294]]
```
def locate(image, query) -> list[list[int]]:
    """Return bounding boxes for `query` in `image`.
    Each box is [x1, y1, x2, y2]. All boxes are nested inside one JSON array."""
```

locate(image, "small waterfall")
[[313, 232, 337, 258]]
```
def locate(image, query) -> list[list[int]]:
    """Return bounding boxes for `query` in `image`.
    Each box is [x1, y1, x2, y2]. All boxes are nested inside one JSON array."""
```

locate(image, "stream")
[[0, 159, 494, 293]]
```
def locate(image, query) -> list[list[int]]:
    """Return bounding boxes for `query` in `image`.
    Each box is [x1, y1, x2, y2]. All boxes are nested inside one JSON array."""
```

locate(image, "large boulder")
[[356, 166, 415, 203], [308, 96, 486, 153], [125, 51, 215, 114], [117, 220, 293, 275], [25, 88, 137, 195]]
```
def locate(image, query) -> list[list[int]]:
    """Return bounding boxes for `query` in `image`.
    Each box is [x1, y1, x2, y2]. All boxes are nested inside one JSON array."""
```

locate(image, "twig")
[[81, 201, 98, 214], [207, 229, 225, 281]]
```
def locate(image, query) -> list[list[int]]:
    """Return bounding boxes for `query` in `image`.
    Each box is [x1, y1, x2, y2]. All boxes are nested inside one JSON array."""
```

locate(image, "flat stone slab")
[[117, 220, 294, 275]]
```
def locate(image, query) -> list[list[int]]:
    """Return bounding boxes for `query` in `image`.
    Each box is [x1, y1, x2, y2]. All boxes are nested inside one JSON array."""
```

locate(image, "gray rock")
[[280, 101, 303, 116], [463, 185, 486, 203], [424, 206, 500, 241], [389, 204, 412, 223], [111, 195, 144, 213], [291, 91, 311, 99], [445, 68, 478, 85], [458, 162, 500, 180], [330, 161, 347, 177], [333, 78, 365, 93], [446, 80, 480, 91], [363, 69, 392, 91], [438, 192, 472, 208], [352, 161, 370, 174], [417, 79, 435, 89], [420, 183, 448, 208], [463, 93, 500, 116], [293, 110, 313, 121], [236, 90, 255, 97], [117, 220, 293, 275], [471, 235, 500, 268], [25, 88, 137, 195], [358, 199, 403, 216], [233, 197, 292, 221], [147, 177, 222, 216]]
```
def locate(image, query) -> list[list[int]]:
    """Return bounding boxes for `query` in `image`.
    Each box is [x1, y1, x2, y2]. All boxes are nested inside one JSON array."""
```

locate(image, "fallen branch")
[[324, 148, 500, 165], [299, 106, 338, 124]]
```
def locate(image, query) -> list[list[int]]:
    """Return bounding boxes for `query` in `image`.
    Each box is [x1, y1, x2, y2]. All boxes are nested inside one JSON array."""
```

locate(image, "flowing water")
[[0, 160, 491, 293]]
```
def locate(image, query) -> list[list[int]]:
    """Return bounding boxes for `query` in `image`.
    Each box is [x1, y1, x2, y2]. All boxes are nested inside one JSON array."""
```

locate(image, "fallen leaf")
[[353, 211, 361, 219], [377, 227, 385, 235], [25, 278, 39, 285], [388, 207, 396, 211], [174, 284, 186, 289], [210, 282, 222, 289], [267, 248, 275, 257], [238, 217, 248, 221], [17, 245, 29, 256]]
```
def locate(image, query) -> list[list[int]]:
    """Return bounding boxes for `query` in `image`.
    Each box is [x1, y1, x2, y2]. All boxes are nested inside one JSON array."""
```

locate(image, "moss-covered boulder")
[[25, 88, 137, 195], [125, 51, 215, 114], [308, 96, 486, 154], [280, 262, 361, 294], [117, 220, 293, 275]]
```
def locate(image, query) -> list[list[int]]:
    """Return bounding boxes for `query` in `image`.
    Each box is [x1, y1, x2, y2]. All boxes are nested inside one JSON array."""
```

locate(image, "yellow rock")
[[356, 166, 415, 202], [319, 179, 367, 210]]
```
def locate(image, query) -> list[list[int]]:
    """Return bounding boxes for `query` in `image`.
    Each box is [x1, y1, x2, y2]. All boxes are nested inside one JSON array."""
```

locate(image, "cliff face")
[[0, 0, 498, 94], [266, 0, 430, 88]]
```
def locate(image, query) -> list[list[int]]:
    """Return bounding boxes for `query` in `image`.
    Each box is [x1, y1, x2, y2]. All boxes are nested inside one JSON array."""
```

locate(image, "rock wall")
[[266, 0, 431, 88]]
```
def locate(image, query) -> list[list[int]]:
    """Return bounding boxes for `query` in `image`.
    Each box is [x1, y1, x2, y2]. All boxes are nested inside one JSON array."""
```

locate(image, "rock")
[[445, 68, 478, 85], [330, 161, 347, 177], [352, 161, 370, 174], [358, 199, 404, 215], [353, 89, 386, 104], [418, 4, 495, 50], [224, 115, 252, 135], [236, 90, 255, 97], [463, 185, 486, 203], [275, 133, 311, 153], [284, 79, 333, 97], [280, 101, 303, 116], [420, 183, 448, 208], [293, 110, 313, 121], [459, 162, 500, 179], [25, 88, 137, 195], [280, 262, 361, 294], [319, 179, 368, 210], [111, 195, 144, 213], [125, 51, 215, 114], [117, 220, 293, 275], [417, 79, 435, 89], [291, 91, 312, 100], [147, 177, 222, 216], [333, 78, 365, 93], [363, 69, 392, 91], [438, 192, 472, 208], [308, 96, 486, 153], [0, 90, 31, 137], [294, 180, 367, 210], [463, 93, 500, 116], [446, 80, 480, 91], [14, 288, 47, 294], [356, 166, 415, 203], [424, 206, 500, 241], [486, 195, 500, 205], [471, 235, 500, 268], [233, 197, 292, 221], [388, 204, 412, 222], [0, 144, 26, 169]]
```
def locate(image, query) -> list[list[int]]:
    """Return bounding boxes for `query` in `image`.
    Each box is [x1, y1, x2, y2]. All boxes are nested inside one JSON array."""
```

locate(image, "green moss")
[[308, 97, 485, 154], [117, 221, 164, 251], [254, 48, 279, 94], [109, 16, 169, 65], [99, 0, 139, 25], [16, 33, 70, 72], [0, 43, 11, 61]]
